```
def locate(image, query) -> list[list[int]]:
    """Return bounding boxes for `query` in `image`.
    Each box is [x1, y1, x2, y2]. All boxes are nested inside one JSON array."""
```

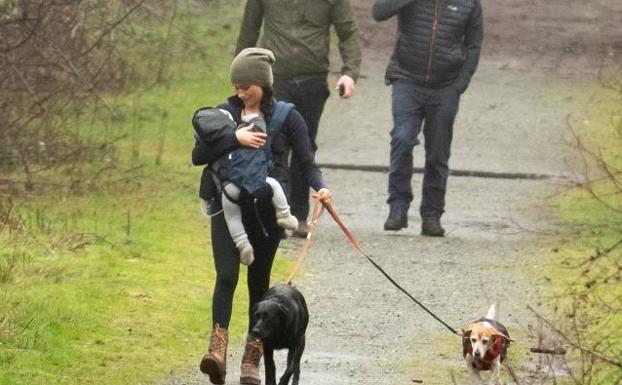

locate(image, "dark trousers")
[[388, 79, 460, 218], [273, 76, 330, 222], [210, 192, 281, 330]]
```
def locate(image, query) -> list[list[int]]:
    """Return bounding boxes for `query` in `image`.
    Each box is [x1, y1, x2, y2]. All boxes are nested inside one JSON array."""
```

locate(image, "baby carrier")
[[194, 101, 294, 209]]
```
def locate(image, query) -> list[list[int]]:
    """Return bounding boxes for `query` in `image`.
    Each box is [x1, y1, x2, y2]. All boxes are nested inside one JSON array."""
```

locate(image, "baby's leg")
[[222, 183, 254, 265], [266, 177, 298, 231]]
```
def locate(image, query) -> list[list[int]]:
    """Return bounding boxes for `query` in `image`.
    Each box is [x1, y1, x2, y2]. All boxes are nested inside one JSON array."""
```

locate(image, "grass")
[[542, 79, 622, 384], [0, 1, 297, 384], [0, 182, 213, 385]]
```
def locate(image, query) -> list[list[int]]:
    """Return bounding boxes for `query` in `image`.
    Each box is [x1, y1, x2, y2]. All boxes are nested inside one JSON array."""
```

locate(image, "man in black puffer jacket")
[[373, 0, 483, 236]]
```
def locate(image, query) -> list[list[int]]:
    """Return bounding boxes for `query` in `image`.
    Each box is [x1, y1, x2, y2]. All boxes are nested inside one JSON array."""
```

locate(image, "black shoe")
[[421, 216, 445, 237], [384, 206, 408, 231]]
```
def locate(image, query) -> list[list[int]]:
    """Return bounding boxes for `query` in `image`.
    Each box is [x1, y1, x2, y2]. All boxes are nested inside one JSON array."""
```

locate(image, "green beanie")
[[230, 48, 275, 87]]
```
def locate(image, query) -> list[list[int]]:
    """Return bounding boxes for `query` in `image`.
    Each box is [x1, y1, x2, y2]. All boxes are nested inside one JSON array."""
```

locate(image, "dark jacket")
[[236, 0, 361, 81], [192, 108, 273, 195], [373, 0, 483, 92], [192, 96, 327, 196]]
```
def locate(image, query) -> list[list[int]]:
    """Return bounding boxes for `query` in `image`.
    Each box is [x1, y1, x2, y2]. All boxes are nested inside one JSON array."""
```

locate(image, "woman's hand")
[[236, 125, 267, 149], [312, 187, 332, 203]]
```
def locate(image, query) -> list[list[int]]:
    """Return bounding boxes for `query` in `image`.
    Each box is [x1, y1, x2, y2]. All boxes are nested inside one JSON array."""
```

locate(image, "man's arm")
[[453, 1, 483, 93], [235, 0, 264, 54], [372, 0, 414, 21], [332, 0, 362, 82]]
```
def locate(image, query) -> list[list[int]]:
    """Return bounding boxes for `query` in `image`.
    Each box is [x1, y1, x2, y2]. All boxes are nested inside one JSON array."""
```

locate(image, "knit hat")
[[230, 48, 275, 87]]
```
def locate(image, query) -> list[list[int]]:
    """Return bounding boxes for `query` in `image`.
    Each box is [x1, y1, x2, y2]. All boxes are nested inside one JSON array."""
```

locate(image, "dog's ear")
[[462, 327, 472, 338], [490, 333, 499, 343], [491, 330, 515, 343]]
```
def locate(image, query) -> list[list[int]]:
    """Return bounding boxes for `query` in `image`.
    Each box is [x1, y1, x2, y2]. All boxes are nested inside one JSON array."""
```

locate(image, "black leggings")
[[210, 192, 282, 330]]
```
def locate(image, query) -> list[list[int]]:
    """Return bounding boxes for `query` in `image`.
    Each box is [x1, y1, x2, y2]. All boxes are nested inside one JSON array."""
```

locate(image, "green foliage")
[[0, 0, 19, 21], [0, 1, 291, 385], [546, 80, 622, 384]]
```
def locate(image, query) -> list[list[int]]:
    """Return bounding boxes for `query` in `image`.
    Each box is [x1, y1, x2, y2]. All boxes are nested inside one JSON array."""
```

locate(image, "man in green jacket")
[[236, 0, 362, 237]]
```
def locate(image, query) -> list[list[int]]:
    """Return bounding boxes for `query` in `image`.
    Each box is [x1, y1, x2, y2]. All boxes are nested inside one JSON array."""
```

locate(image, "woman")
[[192, 48, 331, 385]]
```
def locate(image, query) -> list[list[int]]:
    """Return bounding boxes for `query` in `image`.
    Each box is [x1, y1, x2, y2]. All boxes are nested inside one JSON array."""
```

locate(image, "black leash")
[[322, 200, 463, 337]]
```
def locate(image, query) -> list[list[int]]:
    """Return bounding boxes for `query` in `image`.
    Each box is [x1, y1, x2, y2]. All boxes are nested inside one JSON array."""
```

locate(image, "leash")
[[321, 199, 463, 337], [284, 198, 325, 284], [283, 196, 462, 337]]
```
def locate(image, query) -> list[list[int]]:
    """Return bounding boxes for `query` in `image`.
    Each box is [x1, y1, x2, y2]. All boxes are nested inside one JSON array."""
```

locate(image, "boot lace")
[[243, 337, 263, 366], [209, 324, 227, 357]]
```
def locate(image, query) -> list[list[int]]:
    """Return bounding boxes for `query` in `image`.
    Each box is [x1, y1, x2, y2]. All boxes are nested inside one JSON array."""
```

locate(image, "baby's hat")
[[192, 108, 236, 143]]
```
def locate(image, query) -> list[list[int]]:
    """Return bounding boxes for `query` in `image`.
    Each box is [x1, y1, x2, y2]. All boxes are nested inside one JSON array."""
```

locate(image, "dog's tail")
[[486, 304, 496, 320]]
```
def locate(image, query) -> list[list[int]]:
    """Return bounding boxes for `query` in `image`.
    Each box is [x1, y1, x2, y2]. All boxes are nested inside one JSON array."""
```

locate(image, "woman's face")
[[234, 83, 263, 107]]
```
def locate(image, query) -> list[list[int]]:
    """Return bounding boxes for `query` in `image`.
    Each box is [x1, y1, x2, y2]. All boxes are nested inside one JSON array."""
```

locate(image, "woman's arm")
[[284, 110, 328, 192]]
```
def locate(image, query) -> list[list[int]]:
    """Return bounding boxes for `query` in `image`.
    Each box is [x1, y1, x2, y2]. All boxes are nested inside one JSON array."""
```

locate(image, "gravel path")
[[159, 0, 621, 384]]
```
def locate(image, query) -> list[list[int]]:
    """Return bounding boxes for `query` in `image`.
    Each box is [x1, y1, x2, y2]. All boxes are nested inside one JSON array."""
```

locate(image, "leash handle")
[[284, 197, 324, 284], [322, 200, 463, 337]]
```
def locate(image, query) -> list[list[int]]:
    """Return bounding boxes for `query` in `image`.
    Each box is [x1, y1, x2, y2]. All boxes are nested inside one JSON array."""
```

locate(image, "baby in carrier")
[[193, 108, 298, 265]]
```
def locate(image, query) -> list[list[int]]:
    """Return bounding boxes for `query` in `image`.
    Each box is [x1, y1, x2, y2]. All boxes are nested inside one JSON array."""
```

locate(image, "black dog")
[[250, 283, 309, 385]]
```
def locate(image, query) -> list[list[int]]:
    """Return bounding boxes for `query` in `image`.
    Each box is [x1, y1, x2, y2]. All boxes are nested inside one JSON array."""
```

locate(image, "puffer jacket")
[[373, 0, 483, 93]]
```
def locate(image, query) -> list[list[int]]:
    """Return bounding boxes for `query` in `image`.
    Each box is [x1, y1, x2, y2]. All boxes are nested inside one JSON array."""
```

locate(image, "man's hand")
[[336, 75, 355, 99], [235, 125, 267, 149]]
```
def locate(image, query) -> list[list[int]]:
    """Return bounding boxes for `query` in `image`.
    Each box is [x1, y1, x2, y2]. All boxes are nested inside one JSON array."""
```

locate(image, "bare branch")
[[527, 305, 622, 369]]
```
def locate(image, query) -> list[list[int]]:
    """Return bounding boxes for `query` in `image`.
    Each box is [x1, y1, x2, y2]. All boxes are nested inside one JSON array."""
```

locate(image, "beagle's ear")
[[462, 328, 472, 338], [491, 330, 515, 343]]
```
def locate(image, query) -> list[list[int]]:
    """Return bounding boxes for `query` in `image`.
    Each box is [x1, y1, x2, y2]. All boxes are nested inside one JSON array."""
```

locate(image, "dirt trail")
[[160, 1, 621, 384]]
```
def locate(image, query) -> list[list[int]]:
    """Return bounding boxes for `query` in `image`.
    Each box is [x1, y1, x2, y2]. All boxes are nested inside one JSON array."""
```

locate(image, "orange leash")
[[284, 197, 325, 284]]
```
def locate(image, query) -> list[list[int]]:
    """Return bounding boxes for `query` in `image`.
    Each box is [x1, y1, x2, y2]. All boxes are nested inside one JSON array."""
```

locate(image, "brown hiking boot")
[[200, 324, 228, 385], [240, 335, 263, 385]]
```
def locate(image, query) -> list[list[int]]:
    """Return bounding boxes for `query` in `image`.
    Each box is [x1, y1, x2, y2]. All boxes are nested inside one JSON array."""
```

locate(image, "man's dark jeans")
[[388, 79, 460, 218], [273, 76, 330, 222]]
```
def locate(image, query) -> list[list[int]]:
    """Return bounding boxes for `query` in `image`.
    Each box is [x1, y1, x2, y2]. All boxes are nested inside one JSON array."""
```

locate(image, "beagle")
[[462, 304, 512, 384]]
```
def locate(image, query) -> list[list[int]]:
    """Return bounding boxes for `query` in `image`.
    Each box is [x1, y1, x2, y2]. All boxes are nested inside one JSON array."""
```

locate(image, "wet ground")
[[160, 0, 622, 384]]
